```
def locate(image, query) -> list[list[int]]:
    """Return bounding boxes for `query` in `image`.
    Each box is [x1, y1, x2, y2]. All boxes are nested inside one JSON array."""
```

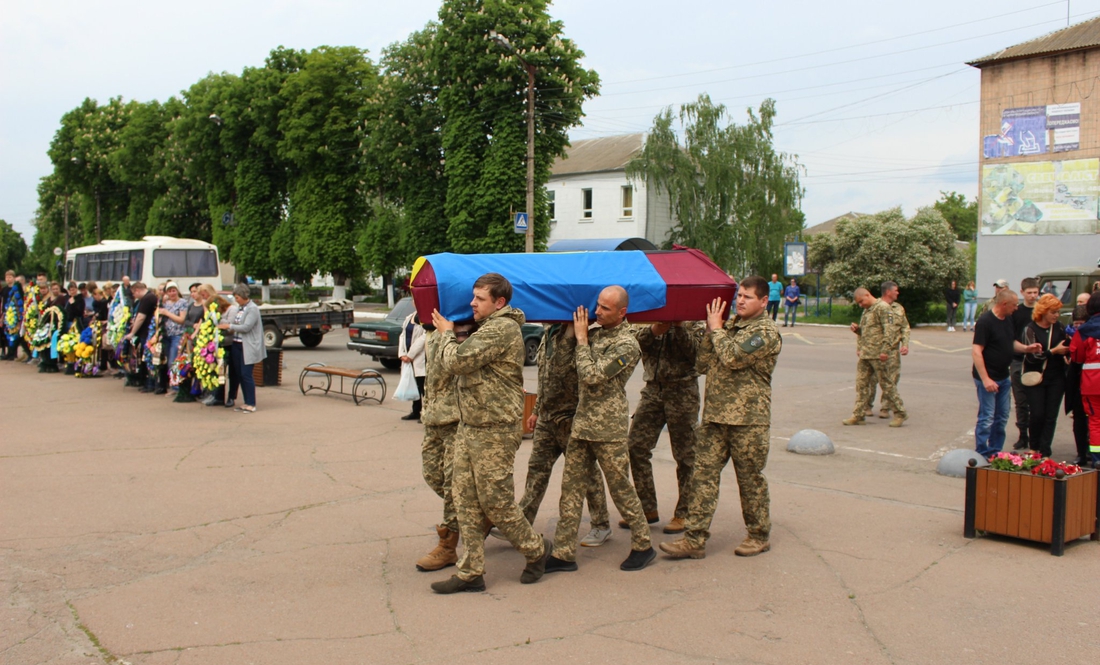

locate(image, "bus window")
[[152, 249, 218, 278], [1040, 279, 1073, 306]]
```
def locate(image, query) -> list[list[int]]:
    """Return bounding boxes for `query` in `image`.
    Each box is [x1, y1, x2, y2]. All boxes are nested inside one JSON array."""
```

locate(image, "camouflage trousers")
[[519, 417, 609, 530], [421, 422, 458, 533], [626, 379, 699, 518], [684, 422, 771, 548], [452, 423, 545, 581], [856, 354, 906, 417], [552, 438, 651, 562]]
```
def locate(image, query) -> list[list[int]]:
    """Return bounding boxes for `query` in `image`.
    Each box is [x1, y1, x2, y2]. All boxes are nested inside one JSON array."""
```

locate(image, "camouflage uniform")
[[421, 330, 460, 533], [853, 299, 890, 418], [625, 322, 703, 519], [552, 320, 649, 562], [518, 325, 609, 530], [879, 301, 910, 415], [441, 306, 544, 581], [683, 313, 782, 548]]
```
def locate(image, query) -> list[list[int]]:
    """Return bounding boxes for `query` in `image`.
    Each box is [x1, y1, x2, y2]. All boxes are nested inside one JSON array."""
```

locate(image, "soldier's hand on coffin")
[[431, 309, 453, 332], [573, 306, 589, 345], [705, 298, 726, 332]]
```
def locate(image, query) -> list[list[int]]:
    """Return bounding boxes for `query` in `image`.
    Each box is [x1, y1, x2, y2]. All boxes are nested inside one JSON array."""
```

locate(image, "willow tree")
[[434, 0, 599, 253], [627, 95, 805, 276]]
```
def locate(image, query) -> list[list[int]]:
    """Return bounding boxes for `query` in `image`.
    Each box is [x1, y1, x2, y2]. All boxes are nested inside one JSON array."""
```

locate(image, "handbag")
[[394, 362, 421, 401], [1020, 325, 1052, 387]]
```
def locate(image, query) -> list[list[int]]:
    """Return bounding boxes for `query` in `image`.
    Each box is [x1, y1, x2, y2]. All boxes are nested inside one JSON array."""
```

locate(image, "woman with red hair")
[[1021, 294, 1070, 457]]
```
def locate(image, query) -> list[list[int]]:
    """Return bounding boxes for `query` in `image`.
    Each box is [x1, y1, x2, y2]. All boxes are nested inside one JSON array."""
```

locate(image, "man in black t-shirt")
[[972, 289, 1042, 458], [1008, 278, 1040, 450], [123, 282, 160, 390]]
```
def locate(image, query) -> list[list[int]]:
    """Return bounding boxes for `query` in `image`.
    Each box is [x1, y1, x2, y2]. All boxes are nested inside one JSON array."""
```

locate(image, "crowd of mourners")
[[1, 270, 266, 413]]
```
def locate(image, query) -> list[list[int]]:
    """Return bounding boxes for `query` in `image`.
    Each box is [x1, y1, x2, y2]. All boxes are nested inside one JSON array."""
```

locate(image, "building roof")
[[547, 237, 658, 252], [968, 16, 1100, 67], [551, 133, 644, 176], [802, 212, 868, 236]]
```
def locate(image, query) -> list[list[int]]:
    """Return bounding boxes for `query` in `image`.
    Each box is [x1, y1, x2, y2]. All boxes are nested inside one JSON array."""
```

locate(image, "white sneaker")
[[579, 527, 612, 547], [948, 327, 955, 332]]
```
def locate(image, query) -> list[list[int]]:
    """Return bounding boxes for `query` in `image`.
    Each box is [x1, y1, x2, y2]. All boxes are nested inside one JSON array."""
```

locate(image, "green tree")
[[0, 219, 28, 273], [808, 207, 968, 317], [278, 46, 378, 288], [933, 191, 978, 241], [434, 0, 599, 253], [627, 95, 805, 277]]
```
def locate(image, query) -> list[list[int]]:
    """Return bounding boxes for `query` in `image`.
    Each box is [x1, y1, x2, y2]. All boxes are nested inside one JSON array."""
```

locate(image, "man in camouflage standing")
[[545, 286, 656, 573], [622, 321, 703, 535], [515, 323, 611, 546], [660, 276, 782, 559], [877, 281, 910, 427], [428, 273, 550, 593], [844, 287, 891, 426], [415, 320, 475, 572]]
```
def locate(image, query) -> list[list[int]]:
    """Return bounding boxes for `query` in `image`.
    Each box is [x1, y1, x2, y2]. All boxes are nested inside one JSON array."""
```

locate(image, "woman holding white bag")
[[397, 310, 426, 421]]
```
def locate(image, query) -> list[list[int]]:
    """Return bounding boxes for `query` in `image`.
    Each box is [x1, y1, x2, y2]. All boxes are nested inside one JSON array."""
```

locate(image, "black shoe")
[[544, 555, 578, 574], [1011, 438, 1028, 451], [138, 386, 154, 393], [620, 547, 656, 572], [224, 399, 235, 408], [153, 388, 167, 395], [401, 412, 420, 421], [430, 575, 485, 594], [520, 537, 553, 584]]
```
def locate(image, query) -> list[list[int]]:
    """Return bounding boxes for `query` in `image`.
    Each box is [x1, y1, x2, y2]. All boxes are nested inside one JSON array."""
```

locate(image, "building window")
[[621, 186, 633, 218], [581, 188, 593, 219], [547, 190, 556, 222]]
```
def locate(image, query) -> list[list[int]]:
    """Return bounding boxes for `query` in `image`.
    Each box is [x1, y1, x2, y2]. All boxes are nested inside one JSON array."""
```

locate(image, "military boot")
[[878, 408, 891, 419], [841, 416, 865, 426], [663, 516, 686, 534], [430, 575, 485, 594], [889, 413, 908, 428], [416, 525, 459, 572], [734, 537, 770, 557], [659, 538, 705, 559]]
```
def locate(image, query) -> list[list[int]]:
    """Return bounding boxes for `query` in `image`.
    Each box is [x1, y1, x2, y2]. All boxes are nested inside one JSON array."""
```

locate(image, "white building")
[[546, 133, 676, 246]]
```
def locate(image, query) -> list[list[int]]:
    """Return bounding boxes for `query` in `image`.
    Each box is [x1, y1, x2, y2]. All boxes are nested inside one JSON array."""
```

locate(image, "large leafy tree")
[[628, 95, 805, 277], [278, 46, 378, 286], [808, 207, 969, 316], [434, 0, 599, 253], [0, 219, 29, 274], [933, 190, 978, 242]]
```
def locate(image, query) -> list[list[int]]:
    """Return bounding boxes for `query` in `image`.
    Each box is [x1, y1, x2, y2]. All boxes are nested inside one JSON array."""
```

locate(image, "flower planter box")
[[964, 464, 1099, 556]]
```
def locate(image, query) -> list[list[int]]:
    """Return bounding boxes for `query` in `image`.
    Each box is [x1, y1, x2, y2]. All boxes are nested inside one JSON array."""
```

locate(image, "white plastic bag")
[[394, 362, 420, 401]]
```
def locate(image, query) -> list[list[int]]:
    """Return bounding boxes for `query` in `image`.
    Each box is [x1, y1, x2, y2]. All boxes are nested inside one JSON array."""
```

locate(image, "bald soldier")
[[660, 276, 782, 559], [844, 287, 890, 426], [545, 286, 656, 573]]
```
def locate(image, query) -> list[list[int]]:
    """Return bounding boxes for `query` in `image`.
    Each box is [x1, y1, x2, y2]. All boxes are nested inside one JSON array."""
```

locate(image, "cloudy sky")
[[2, 0, 1097, 246]]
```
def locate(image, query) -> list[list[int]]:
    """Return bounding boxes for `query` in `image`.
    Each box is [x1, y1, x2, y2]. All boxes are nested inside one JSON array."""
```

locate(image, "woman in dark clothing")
[[1021, 294, 1070, 458], [64, 282, 86, 332], [944, 280, 961, 332]]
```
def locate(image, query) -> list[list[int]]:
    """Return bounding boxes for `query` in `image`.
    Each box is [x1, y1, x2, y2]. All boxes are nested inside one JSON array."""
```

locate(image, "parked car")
[[348, 297, 544, 368]]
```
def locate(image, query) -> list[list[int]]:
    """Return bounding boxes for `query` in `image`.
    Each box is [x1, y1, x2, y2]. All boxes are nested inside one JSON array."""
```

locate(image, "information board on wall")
[[982, 103, 1081, 158], [980, 158, 1100, 235]]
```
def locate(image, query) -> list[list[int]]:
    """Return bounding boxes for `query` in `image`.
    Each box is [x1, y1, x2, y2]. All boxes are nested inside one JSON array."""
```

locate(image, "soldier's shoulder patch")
[[604, 355, 628, 377], [739, 334, 765, 353]]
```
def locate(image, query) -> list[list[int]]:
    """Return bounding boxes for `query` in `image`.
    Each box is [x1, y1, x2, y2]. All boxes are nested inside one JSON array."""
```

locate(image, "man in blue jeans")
[[971, 289, 1042, 458], [767, 274, 782, 321]]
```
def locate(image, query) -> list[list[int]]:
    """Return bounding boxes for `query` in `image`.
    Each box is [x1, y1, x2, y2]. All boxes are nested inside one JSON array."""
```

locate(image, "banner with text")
[[982, 103, 1081, 158]]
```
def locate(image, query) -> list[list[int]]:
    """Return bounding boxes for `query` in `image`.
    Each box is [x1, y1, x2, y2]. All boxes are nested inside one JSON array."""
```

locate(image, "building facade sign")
[[980, 158, 1100, 235]]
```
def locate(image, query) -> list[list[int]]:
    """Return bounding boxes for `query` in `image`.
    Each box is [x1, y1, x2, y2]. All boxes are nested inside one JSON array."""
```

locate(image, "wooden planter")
[[964, 463, 1099, 556]]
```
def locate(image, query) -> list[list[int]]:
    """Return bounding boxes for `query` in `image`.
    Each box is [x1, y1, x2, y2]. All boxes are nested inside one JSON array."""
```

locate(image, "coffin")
[[409, 247, 737, 323]]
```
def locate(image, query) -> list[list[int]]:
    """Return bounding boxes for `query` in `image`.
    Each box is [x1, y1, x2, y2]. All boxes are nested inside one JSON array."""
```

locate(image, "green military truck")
[[1035, 265, 1100, 321]]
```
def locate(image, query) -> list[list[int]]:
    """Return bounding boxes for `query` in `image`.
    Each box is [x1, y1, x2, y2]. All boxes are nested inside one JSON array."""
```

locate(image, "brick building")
[[969, 17, 1100, 297]]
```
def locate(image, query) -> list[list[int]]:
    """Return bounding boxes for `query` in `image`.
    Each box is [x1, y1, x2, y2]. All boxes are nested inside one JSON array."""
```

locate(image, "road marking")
[[837, 446, 932, 461], [787, 333, 815, 345], [911, 340, 971, 354]]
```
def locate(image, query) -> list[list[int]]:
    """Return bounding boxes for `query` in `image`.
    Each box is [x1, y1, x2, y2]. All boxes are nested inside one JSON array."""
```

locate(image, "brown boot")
[[734, 537, 770, 557], [841, 416, 865, 426], [889, 413, 908, 428], [659, 538, 705, 559], [663, 516, 686, 534], [619, 511, 659, 529], [416, 525, 459, 571], [878, 408, 891, 419], [864, 408, 873, 417]]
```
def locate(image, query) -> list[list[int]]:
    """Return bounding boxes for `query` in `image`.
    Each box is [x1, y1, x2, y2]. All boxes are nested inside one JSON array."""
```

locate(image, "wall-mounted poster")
[[983, 103, 1082, 158], [980, 158, 1100, 235], [784, 242, 806, 277]]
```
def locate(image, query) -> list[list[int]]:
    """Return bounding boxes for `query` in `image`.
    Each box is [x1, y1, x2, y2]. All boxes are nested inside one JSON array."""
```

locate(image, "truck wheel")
[[379, 358, 402, 370], [299, 329, 323, 348], [263, 324, 283, 349], [524, 338, 539, 366]]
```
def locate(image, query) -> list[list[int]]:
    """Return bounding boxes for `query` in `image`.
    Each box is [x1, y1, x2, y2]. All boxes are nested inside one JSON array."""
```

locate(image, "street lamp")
[[489, 30, 536, 254]]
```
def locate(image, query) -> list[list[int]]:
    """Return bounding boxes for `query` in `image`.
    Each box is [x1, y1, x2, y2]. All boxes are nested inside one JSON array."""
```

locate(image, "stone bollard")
[[936, 449, 989, 477], [786, 429, 835, 455]]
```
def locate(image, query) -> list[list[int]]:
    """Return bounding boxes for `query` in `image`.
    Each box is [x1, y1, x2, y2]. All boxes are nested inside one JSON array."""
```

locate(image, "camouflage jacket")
[[697, 313, 782, 426], [533, 324, 578, 424], [421, 330, 460, 427], [572, 320, 641, 441], [636, 321, 703, 385], [439, 306, 525, 429], [885, 301, 911, 351], [854, 299, 890, 357]]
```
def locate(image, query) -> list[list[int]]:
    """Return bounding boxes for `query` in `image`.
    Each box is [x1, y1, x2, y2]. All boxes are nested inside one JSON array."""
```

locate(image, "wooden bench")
[[298, 363, 386, 405]]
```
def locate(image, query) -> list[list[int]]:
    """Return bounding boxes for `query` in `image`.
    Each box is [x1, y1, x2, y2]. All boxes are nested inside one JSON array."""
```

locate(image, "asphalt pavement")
[[1, 323, 1097, 665]]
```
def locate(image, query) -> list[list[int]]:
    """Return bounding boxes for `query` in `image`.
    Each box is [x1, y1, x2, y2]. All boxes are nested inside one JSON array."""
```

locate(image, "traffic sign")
[[513, 212, 528, 234]]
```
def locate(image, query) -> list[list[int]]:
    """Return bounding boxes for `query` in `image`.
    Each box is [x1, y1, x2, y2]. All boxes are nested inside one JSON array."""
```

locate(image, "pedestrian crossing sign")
[[514, 212, 528, 233]]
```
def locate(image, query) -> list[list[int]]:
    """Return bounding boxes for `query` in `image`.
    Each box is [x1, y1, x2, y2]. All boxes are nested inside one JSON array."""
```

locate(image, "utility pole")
[[63, 194, 70, 253], [490, 30, 537, 253]]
